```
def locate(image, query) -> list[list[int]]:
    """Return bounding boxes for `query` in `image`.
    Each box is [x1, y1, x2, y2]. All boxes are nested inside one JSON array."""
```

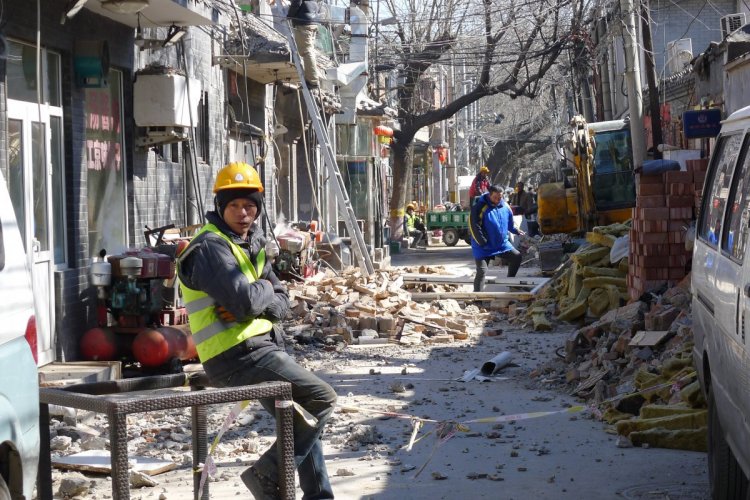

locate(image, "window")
[[699, 133, 744, 246], [721, 137, 750, 260], [0, 217, 5, 271], [195, 91, 209, 162], [86, 70, 127, 255], [50, 117, 66, 264]]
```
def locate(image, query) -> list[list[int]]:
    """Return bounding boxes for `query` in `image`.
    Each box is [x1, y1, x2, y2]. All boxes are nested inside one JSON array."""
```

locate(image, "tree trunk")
[[388, 134, 414, 241]]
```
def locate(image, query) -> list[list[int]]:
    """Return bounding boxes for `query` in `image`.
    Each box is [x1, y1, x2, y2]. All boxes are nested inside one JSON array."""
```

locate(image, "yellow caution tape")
[[462, 405, 586, 424]]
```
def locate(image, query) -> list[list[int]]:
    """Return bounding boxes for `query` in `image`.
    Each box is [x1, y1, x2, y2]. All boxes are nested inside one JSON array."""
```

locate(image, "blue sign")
[[683, 109, 722, 138]]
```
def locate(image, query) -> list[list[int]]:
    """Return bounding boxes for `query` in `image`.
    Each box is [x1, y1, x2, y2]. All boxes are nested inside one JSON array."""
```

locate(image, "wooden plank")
[[629, 330, 672, 347], [410, 291, 533, 301], [53, 451, 177, 476], [403, 273, 549, 287]]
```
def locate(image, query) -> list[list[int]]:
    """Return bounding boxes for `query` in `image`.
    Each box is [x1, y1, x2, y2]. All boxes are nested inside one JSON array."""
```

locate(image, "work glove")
[[216, 305, 237, 323], [264, 295, 290, 321]]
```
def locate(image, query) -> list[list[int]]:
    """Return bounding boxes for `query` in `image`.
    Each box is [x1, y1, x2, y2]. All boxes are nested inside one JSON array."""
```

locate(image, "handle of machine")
[[144, 224, 176, 247]]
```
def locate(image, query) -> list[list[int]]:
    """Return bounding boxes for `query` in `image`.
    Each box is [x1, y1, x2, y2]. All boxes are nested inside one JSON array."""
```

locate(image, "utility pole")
[[640, 0, 663, 159], [620, 0, 646, 168]]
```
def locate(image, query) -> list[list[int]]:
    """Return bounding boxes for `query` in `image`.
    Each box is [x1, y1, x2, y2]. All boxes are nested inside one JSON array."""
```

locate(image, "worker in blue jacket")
[[469, 184, 524, 291]]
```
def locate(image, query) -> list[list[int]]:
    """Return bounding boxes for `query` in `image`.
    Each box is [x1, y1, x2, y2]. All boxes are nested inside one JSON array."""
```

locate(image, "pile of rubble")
[[521, 224, 630, 331], [532, 271, 705, 451], [284, 266, 488, 347]]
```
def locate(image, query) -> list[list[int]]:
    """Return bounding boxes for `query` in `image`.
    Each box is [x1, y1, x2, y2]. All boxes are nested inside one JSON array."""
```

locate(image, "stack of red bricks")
[[627, 159, 708, 300]]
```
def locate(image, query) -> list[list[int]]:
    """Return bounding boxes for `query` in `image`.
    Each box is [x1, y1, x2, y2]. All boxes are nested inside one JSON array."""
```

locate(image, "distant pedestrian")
[[509, 181, 536, 216], [469, 166, 491, 205], [469, 185, 524, 291]]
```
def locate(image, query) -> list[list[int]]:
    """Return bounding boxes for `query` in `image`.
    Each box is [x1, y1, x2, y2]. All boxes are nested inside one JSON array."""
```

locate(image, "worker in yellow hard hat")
[[469, 165, 491, 205], [404, 203, 427, 248], [177, 162, 336, 498]]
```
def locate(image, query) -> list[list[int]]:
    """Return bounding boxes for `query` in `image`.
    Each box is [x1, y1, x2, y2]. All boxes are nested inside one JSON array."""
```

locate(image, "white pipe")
[[480, 351, 513, 376]]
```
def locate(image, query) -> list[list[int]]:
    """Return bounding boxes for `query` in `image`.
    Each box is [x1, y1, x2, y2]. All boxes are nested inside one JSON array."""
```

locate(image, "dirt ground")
[[45, 244, 709, 499]]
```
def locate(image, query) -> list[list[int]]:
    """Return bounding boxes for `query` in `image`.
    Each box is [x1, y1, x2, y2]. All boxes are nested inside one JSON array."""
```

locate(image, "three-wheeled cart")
[[425, 210, 471, 246]]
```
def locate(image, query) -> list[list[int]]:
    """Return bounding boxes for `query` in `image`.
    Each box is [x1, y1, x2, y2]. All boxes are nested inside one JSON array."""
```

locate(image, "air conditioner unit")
[[721, 13, 746, 39], [666, 38, 692, 76]]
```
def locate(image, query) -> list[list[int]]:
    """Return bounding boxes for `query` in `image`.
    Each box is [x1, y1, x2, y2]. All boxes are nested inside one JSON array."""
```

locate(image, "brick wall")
[[628, 159, 709, 299]]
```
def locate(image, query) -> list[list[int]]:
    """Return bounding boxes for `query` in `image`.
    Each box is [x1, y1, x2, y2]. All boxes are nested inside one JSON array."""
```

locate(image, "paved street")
[[47, 242, 708, 499]]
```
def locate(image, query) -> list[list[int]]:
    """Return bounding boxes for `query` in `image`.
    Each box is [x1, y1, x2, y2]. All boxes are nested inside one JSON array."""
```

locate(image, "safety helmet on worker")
[[213, 162, 264, 193], [479, 165, 490, 174], [406, 203, 416, 211]]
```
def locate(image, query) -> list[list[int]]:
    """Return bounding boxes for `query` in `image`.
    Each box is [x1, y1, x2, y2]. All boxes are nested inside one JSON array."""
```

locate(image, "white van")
[[692, 104, 750, 499], [0, 168, 39, 499]]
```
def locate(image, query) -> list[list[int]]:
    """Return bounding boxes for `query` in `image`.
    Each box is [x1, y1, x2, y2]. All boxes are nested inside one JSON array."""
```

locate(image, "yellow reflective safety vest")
[[178, 223, 273, 362]]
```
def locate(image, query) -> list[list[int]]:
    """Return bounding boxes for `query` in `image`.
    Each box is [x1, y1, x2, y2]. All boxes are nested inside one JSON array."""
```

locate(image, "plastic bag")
[[610, 234, 630, 263]]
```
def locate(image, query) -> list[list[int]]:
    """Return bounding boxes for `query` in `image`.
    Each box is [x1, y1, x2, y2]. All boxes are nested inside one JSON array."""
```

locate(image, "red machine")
[[82, 228, 196, 370]]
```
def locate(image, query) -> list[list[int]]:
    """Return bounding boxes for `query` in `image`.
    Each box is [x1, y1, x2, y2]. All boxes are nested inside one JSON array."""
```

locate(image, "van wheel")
[[708, 386, 749, 499], [442, 229, 459, 247], [0, 475, 10, 500]]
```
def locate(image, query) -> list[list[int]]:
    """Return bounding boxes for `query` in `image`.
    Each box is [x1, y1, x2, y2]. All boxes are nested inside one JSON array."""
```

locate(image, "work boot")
[[240, 466, 280, 500]]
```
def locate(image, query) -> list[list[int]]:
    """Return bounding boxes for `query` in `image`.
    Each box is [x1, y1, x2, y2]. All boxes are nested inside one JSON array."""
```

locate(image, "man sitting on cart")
[[404, 203, 427, 248]]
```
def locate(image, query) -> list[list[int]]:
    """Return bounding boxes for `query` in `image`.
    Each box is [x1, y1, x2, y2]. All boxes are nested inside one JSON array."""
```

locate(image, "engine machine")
[[273, 223, 317, 280], [82, 237, 196, 370]]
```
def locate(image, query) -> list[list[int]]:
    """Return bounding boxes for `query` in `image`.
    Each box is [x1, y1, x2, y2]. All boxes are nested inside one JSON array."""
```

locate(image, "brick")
[[637, 183, 665, 196], [667, 195, 694, 208], [639, 267, 669, 280], [639, 220, 668, 232], [686, 158, 709, 172], [639, 207, 670, 220], [669, 231, 685, 244], [669, 207, 694, 220], [637, 195, 666, 208], [639, 243, 670, 256], [665, 171, 693, 184], [638, 173, 665, 184], [641, 255, 670, 268], [670, 243, 689, 255], [669, 254, 689, 267], [668, 183, 693, 196], [638, 232, 669, 244], [645, 305, 681, 330]]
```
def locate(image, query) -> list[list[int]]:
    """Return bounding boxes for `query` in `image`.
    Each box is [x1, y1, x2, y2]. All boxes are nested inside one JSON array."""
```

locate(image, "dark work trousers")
[[474, 246, 522, 291], [204, 331, 336, 499]]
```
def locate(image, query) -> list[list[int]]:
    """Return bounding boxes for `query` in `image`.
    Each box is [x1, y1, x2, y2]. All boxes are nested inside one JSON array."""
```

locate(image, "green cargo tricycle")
[[425, 210, 471, 246]]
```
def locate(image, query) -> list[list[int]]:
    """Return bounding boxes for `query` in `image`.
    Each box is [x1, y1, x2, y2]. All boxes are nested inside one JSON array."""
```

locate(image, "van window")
[[0, 220, 4, 271], [722, 139, 750, 260], [699, 133, 744, 246]]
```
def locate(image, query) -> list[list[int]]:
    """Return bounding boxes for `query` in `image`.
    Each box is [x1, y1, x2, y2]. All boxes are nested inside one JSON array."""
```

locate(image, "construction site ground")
[[47, 243, 709, 500]]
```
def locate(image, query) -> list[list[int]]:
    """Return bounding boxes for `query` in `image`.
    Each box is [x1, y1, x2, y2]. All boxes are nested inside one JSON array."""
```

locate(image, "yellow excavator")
[[537, 115, 635, 234]]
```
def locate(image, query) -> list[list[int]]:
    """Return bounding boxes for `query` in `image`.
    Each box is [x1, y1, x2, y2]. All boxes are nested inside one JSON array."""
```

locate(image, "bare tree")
[[376, 0, 588, 237]]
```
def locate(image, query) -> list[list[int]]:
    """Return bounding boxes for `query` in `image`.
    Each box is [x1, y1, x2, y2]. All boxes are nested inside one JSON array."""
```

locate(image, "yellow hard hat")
[[406, 203, 416, 211], [480, 165, 490, 174], [213, 162, 264, 193]]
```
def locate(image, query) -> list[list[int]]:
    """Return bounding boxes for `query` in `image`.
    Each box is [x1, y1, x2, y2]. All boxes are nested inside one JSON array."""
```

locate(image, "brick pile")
[[627, 158, 709, 300]]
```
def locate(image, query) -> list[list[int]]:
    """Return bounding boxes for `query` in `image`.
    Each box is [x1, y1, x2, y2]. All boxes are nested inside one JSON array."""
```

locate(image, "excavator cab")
[[588, 121, 636, 224]]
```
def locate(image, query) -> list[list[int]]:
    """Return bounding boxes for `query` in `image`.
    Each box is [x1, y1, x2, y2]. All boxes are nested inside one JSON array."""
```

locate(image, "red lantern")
[[436, 146, 448, 163], [374, 125, 394, 137]]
